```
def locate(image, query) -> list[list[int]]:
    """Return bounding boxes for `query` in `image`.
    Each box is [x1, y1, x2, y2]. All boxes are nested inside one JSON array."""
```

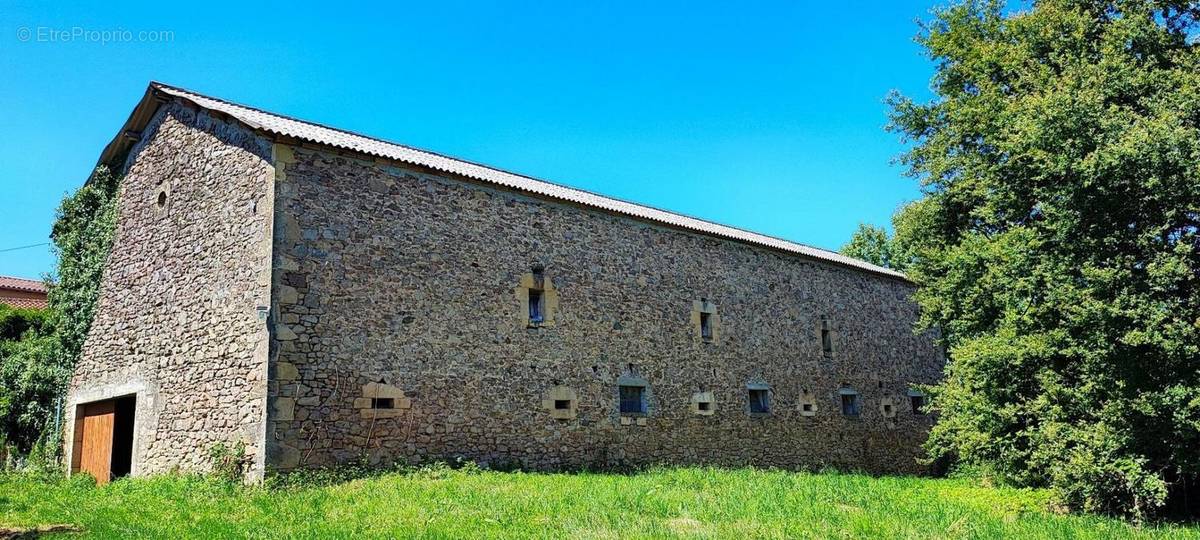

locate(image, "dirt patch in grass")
[[0, 524, 82, 539]]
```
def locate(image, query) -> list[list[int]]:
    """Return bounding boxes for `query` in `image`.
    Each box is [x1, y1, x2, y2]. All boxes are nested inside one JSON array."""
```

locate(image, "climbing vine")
[[48, 165, 120, 364], [0, 166, 119, 460]]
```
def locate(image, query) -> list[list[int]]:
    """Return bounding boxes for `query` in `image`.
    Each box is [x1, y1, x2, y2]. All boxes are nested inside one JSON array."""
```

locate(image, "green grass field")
[[1, 467, 1196, 539]]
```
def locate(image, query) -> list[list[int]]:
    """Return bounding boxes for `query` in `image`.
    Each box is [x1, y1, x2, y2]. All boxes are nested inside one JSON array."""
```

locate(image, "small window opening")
[[910, 395, 925, 415], [371, 397, 395, 409], [554, 399, 571, 410], [841, 393, 860, 416], [748, 389, 770, 414], [802, 402, 813, 412], [698, 401, 712, 412], [528, 289, 544, 324], [883, 403, 893, 415], [619, 385, 646, 414], [156, 190, 167, 209], [821, 318, 833, 357], [700, 312, 713, 341]]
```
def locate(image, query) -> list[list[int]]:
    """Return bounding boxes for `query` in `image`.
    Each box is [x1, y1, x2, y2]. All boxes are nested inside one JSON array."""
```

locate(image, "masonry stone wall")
[[66, 100, 275, 479], [266, 145, 942, 474]]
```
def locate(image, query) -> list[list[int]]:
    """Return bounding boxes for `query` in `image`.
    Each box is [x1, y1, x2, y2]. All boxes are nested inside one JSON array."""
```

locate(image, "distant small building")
[[0, 275, 48, 309]]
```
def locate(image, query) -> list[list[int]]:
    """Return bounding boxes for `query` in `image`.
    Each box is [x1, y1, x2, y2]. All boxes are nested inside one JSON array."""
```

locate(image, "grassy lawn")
[[1, 467, 1196, 539]]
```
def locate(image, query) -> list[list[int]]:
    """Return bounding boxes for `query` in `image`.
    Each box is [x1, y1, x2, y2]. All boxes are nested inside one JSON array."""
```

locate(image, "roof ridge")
[[140, 82, 906, 281]]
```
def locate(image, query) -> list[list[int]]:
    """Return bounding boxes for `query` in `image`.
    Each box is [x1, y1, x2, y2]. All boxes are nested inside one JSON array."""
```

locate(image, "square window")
[[841, 394, 860, 416], [910, 395, 925, 415], [748, 389, 770, 414], [554, 399, 571, 410], [802, 402, 813, 412], [528, 289, 544, 324], [883, 403, 893, 414], [371, 398, 395, 410], [619, 385, 645, 414], [698, 401, 712, 412], [700, 312, 713, 341]]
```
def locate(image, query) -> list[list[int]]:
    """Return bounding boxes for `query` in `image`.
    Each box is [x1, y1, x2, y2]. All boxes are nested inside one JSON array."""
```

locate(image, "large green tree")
[[841, 217, 917, 271], [841, 223, 900, 270], [889, 0, 1200, 518]]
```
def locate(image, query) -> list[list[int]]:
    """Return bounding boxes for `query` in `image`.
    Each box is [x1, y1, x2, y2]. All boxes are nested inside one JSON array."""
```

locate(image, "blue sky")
[[0, 1, 938, 281]]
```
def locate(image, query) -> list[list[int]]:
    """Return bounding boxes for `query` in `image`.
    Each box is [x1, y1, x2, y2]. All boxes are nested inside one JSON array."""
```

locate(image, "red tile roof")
[[0, 276, 46, 294], [0, 276, 48, 309]]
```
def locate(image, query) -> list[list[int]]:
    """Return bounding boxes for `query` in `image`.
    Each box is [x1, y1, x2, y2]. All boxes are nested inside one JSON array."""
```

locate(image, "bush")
[[0, 304, 61, 456], [208, 441, 249, 483]]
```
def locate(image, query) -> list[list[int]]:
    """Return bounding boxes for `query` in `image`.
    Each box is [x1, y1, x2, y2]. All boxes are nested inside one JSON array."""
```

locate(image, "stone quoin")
[[65, 82, 943, 482]]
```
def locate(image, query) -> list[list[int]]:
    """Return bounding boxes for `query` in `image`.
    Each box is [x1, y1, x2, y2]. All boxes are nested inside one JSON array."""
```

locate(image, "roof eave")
[[94, 83, 173, 175]]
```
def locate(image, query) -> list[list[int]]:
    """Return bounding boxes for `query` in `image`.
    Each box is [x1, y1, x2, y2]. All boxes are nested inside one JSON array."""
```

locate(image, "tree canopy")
[[887, 0, 1200, 518], [841, 223, 901, 270]]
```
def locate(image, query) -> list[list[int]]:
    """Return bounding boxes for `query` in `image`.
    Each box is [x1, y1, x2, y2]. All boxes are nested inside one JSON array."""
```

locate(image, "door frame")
[[70, 394, 137, 483], [66, 379, 151, 480]]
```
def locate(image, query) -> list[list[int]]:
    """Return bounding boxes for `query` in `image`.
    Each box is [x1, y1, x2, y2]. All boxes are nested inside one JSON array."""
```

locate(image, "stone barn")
[[65, 82, 942, 483]]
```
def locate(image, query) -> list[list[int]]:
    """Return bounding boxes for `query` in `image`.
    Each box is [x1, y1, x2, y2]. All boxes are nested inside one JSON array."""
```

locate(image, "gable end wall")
[[66, 99, 276, 480]]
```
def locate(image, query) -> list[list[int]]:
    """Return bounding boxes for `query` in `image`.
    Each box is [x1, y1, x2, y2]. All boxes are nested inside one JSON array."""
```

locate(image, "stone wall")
[[66, 99, 275, 479], [267, 145, 942, 474]]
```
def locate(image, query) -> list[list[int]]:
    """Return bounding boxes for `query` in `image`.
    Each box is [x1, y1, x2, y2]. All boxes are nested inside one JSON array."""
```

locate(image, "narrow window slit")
[[528, 289, 544, 324], [820, 318, 833, 357]]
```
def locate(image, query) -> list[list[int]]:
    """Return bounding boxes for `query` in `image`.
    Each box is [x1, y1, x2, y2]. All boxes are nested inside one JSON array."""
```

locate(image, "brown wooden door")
[[79, 400, 116, 484]]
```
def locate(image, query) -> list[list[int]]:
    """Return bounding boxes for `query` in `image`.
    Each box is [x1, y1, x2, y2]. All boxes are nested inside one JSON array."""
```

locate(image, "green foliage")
[[49, 166, 120, 363], [266, 457, 484, 490], [841, 217, 916, 271], [0, 305, 51, 341], [0, 166, 120, 461], [0, 305, 59, 456], [888, 0, 1200, 519], [207, 441, 249, 483], [842, 223, 896, 269], [1, 468, 1194, 538]]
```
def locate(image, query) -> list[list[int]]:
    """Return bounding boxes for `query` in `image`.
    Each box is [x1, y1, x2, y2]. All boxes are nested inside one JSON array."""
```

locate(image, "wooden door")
[[79, 400, 116, 484]]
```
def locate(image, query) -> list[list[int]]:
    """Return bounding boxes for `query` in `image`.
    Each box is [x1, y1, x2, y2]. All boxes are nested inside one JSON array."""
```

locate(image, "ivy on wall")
[[49, 166, 120, 364], [0, 166, 119, 460]]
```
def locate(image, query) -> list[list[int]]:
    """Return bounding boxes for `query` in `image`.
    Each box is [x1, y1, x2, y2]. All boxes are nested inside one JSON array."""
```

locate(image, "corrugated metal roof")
[[147, 82, 906, 280]]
